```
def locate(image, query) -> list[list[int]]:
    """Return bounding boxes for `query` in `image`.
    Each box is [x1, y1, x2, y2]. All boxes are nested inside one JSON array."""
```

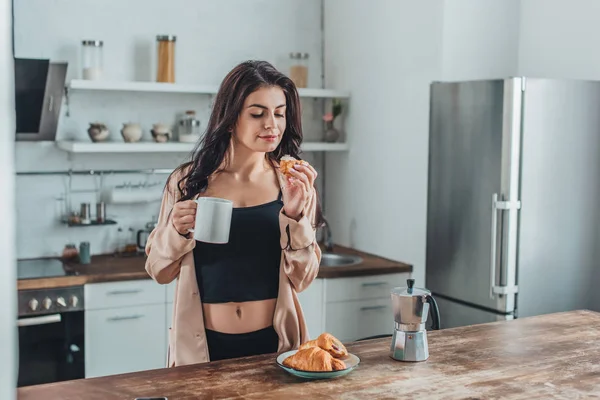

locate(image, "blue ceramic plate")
[[276, 350, 360, 380]]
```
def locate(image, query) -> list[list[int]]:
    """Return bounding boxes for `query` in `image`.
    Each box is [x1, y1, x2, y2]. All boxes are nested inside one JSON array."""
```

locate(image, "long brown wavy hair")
[[168, 60, 324, 227]]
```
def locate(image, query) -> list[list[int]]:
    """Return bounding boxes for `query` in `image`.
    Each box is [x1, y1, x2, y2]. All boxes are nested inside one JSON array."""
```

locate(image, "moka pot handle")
[[426, 295, 441, 330]]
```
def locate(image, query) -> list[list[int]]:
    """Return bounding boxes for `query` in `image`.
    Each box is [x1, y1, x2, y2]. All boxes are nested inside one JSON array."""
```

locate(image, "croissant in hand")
[[299, 332, 348, 358], [283, 347, 346, 372]]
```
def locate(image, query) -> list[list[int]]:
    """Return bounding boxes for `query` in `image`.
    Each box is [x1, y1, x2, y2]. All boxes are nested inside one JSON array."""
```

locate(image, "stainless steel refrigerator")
[[426, 78, 600, 329]]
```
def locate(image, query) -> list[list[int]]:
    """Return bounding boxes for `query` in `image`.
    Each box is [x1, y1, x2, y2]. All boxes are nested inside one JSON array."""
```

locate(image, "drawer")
[[85, 303, 166, 378], [85, 279, 165, 310], [325, 298, 393, 343], [325, 273, 409, 303]]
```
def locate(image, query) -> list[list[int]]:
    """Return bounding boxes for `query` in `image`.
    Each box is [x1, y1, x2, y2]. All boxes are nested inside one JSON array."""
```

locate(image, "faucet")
[[321, 216, 334, 253]]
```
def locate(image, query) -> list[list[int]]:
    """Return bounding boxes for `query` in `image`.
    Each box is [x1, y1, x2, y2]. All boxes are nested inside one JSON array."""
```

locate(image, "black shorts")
[[205, 326, 279, 361]]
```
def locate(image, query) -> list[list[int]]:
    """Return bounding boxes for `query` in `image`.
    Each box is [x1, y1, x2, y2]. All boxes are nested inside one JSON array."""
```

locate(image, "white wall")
[[0, 0, 17, 396], [323, 0, 445, 286], [441, 0, 520, 81], [14, 0, 325, 258], [323, 0, 523, 287], [519, 0, 600, 80]]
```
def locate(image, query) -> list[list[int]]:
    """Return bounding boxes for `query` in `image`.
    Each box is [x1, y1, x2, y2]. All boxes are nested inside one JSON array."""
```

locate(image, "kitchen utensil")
[[276, 350, 360, 380], [137, 219, 157, 252], [189, 197, 232, 244], [80, 203, 91, 224], [389, 278, 440, 362], [96, 202, 106, 222]]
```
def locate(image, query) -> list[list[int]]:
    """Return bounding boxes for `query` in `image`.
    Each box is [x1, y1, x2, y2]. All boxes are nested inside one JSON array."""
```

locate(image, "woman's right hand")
[[172, 200, 197, 236]]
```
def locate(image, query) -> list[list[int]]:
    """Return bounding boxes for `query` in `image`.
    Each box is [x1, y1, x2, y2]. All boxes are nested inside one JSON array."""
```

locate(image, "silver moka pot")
[[390, 279, 440, 362]]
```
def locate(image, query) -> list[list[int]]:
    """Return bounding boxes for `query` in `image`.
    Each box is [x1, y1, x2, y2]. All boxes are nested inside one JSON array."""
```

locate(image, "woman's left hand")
[[282, 163, 318, 221]]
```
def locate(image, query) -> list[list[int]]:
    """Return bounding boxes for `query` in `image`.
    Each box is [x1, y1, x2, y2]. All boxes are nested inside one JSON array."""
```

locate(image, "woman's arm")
[[279, 189, 321, 293], [145, 176, 196, 284]]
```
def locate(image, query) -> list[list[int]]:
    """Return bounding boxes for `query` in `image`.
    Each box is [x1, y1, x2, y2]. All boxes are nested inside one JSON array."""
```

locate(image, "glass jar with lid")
[[289, 52, 309, 88], [178, 110, 201, 143], [156, 35, 176, 83], [81, 40, 103, 80]]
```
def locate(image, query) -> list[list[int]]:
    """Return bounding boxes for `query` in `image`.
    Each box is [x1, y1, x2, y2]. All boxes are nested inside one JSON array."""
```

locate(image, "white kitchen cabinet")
[[85, 279, 164, 310], [84, 280, 167, 378], [85, 303, 166, 378], [325, 298, 393, 343], [297, 279, 324, 340]]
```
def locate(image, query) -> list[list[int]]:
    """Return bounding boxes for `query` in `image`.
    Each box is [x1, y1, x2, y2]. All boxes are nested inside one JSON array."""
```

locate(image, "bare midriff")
[[203, 299, 277, 334]]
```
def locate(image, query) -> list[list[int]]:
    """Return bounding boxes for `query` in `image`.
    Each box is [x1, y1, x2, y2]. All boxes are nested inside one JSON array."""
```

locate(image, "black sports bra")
[[193, 193, 283, 304]]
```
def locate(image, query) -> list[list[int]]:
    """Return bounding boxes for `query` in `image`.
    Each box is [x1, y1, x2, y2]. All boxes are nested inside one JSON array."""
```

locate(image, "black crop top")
[[193, 193, 283, 304]]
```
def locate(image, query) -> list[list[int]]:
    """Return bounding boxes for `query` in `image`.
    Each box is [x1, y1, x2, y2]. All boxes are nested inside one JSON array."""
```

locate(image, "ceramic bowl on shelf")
[[87, 122, 110, 142], [151, 123, 171, 143], [121, 123, 143, 143]]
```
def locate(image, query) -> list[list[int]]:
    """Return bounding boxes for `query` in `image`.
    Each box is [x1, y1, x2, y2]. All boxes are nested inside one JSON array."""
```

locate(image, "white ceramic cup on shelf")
[[188, 197, 233, 244]]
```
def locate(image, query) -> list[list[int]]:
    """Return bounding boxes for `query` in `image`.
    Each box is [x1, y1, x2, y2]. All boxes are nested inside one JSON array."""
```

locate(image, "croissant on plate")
[[299, 332, 348, 359], [282, 347, 346, 372]]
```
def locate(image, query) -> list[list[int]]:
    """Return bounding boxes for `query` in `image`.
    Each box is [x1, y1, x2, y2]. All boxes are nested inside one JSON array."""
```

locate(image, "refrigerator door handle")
[[490, 193, 521, 299], [490, 193, 500, 299]]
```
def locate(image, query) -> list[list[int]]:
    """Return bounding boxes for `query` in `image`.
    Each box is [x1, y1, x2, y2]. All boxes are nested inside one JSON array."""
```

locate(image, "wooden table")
[[18, 310, 600, 399]]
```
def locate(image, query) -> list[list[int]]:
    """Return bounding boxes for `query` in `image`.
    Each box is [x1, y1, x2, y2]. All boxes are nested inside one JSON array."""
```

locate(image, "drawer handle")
[[106, 289, 142, 295], [107, 314, 144, 322], [362, 282, 387, 287], [360, 306, 387, 312]]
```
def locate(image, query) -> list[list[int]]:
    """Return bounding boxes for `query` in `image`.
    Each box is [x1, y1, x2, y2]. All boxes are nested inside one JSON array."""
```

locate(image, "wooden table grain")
[[17, 310, 600, 400]]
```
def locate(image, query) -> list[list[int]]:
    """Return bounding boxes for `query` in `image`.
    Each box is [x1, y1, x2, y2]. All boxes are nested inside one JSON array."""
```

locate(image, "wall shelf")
[[56, 141, 349, 153], [61, 218, 117, 227], [67, 79, 351, 99]]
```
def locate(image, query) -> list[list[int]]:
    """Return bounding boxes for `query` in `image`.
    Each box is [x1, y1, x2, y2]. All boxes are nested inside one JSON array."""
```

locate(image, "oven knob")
[[28, 298, 39, 311], [42, 297, 52, 310], [70, 295, 79, 308], [57, 297, 66, 307]]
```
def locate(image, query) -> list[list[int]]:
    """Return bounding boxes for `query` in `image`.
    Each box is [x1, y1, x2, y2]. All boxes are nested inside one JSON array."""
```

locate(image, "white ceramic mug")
[[188, 197, 233, 244]]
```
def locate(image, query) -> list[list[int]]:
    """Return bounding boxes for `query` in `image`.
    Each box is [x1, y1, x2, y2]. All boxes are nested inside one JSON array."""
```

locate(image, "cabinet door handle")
[[362, 282, 387, 287], [106, 289, 142, 296], [360, 306, 387, 312], [107, 314, 144, 322]]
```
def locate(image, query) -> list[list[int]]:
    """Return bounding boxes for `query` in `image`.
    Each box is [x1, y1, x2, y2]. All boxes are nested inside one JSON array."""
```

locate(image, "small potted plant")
[[323, 98, 343, 143]]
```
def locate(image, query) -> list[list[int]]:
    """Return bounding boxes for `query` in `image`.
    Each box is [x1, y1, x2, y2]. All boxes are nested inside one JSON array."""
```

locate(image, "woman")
[[145, 60, 323, 366]]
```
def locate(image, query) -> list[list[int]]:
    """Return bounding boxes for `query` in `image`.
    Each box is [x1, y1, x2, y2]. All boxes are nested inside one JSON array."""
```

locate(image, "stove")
[[16, 259, 86, 387], [17, 259, 83, 317], [17, 258, 72, 280]]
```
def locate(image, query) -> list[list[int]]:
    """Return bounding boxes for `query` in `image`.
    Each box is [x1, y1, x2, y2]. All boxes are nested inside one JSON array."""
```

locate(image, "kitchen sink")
[[320, 253, 363, 267]]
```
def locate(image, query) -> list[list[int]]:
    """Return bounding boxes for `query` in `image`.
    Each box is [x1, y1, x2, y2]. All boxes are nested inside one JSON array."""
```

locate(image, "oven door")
[[17, 311, 85, 387]]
